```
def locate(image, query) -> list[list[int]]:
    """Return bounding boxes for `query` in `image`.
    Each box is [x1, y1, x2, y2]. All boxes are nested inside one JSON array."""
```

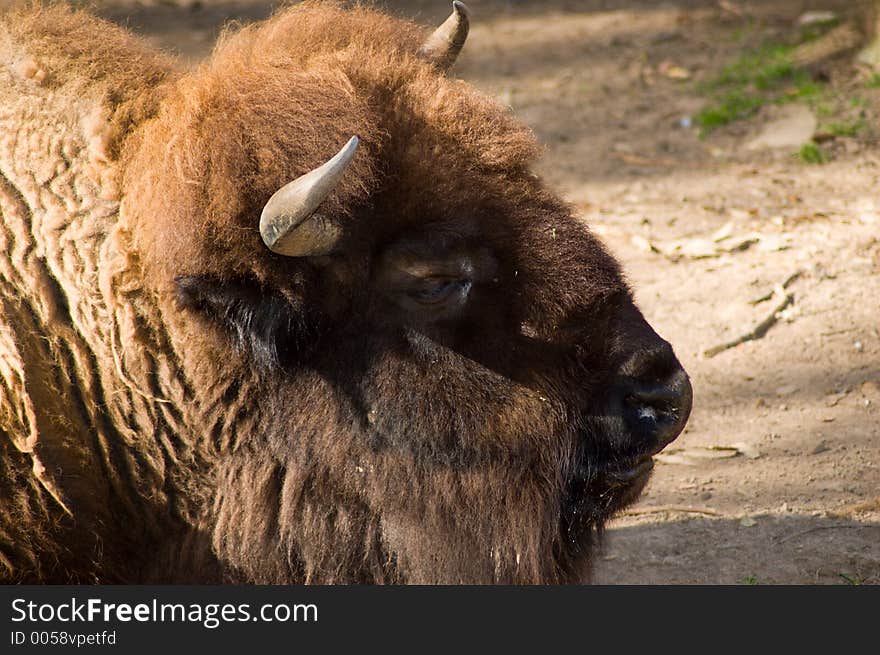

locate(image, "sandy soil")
[[52, 0, 879, 584]]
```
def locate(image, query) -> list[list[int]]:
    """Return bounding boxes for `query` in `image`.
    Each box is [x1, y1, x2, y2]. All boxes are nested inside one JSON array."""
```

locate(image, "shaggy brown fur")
[[0, 1, 690, 584]]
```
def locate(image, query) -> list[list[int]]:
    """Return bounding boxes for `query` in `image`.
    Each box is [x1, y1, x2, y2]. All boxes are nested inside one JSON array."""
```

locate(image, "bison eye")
[[409, 277, 472, 305]]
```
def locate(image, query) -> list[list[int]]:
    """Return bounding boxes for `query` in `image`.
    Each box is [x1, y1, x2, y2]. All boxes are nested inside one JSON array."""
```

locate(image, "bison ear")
[[174, 276, 313, 369], [418, 1, 470, 72]]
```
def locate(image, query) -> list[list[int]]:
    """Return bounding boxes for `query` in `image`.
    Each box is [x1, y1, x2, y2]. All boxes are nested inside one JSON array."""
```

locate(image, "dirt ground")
[[52, 0, 879, 584]]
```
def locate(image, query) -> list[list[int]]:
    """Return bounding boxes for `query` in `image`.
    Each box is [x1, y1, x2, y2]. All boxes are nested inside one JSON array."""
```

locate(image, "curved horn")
[[418, 1, 470, 71], [259, 136, 359, 257]]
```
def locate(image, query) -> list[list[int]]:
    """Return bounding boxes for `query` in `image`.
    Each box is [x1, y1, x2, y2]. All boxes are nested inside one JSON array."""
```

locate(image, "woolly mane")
[[124, 1, 541, 294]]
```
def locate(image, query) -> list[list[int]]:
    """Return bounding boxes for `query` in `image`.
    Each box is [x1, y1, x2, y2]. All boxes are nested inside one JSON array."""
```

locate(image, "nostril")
[[625, 389, 677, 421], [620, 368, 693, 450], [625, 388, 681, 432], [610, 310, 693, 450]]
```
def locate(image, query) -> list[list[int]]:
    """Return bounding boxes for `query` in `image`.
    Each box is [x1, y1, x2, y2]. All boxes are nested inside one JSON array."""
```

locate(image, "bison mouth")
[[599, 456, 655, 507], [560, 450, 657, 565], [558, 360, 694, 562]]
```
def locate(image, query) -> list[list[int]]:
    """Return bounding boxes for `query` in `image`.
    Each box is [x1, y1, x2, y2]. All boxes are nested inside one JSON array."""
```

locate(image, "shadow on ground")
[[594, 514, 880, 585]]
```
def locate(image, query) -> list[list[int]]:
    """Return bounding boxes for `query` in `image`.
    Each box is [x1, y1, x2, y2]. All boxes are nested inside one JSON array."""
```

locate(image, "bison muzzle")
[[0, 1, 691, 584]]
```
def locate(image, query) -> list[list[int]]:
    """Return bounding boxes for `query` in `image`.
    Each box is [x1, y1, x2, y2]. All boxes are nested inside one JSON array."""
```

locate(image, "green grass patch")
[[798, 17, 841, 43], [838, 572, 861, 585], [813, 100, 835, 118], [784, 74, 823, 100], [741, 575, 759, 585], [798, 141, 826, 164], [698, 44, 796, 94], [867, 73, 880, 89], [695, 91, 765, 131], [821, 117, 868, 138], [695, 25, 840, 136]]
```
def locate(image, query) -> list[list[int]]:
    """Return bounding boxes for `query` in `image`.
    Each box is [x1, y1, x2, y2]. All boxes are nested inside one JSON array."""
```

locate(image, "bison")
[[0, 1, 692, 584]]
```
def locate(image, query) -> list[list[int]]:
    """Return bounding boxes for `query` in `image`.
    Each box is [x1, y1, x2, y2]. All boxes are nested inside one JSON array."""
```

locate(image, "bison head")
[[120, 2, 691, 583]]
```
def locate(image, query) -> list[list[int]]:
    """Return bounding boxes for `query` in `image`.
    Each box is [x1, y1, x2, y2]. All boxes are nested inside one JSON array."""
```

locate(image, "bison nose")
[[618, 346, 693, 453]]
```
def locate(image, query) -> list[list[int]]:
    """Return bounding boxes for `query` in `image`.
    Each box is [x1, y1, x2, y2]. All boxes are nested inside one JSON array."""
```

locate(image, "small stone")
[[811, 441, 830, 455], [712, 221, 735, 243], [740, 517, 757, 527], [679, 238, 719, 259], [745, 104, 817, 151], [757, 234, 791, 252], [630, 234, 656, 253], [824, 392, 847, 407], [722, 235, 759, 253], [861, 380, 879, 397], [657, 61, 692, 80], [731, 442, 761, 459], [797, 11, 838, 27]]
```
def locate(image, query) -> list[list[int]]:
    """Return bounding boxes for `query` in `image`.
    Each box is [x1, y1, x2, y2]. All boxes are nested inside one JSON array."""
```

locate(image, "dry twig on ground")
[[623, 506, 721, 517], [792, 23, 863, 69], [704, 291, 795, 358], [775, 523, 880, 544]]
